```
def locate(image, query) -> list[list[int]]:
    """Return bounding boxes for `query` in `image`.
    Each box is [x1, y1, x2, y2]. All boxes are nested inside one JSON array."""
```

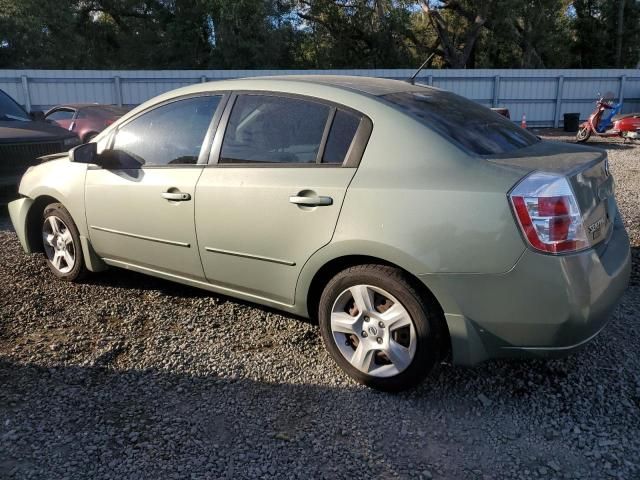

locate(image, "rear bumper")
[[421, 215, 631, 365]]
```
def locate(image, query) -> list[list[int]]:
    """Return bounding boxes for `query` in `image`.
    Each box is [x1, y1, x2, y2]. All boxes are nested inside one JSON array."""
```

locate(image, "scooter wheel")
[[576, 126, 591, 143]]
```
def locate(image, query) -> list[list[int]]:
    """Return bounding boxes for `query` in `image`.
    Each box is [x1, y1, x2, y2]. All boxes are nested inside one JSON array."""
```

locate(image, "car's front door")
[[85, 94, 224, 279], [195, 93, 369, 305]]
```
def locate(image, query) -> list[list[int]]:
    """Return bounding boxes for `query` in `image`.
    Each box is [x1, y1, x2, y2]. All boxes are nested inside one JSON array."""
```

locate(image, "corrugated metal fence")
[[1, 68, 638, 127]]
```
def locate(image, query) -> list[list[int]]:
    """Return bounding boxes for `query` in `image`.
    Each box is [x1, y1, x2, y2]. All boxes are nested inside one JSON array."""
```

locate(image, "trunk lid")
[[488, 140, 615, 247]]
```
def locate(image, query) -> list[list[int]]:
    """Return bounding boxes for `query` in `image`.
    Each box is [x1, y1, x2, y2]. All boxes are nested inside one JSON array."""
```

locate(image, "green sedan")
[[8, 76, 631, 391]]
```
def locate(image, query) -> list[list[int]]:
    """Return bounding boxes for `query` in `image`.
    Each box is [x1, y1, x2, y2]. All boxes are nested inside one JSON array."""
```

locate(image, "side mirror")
[[69, 143, 98, 165], [30, 110, 45, 121]]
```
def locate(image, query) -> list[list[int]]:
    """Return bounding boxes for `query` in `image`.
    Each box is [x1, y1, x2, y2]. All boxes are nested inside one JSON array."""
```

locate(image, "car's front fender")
[[17, 158, 89, 237], [8, 196, 34, 253]]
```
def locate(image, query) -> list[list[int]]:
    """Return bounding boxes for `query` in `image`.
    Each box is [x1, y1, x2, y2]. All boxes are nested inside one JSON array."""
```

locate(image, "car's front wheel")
[[318, 264, 446, 392], [42, 203, 87, 281]]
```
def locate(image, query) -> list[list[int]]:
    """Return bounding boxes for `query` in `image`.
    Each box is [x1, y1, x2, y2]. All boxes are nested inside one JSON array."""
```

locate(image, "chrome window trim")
[[104, 92, 230, 169], [208, 90, 372, 168]]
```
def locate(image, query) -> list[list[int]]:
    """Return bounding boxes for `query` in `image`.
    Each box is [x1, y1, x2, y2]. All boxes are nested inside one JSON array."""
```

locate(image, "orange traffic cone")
[[521, 114, 527, 129]]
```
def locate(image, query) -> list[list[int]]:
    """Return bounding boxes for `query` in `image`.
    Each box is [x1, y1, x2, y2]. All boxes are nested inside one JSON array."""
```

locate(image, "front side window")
[[46, 109, 75, 121], [111, 95, 221, 167], [220, 95, 330, 164], [382, 90, 539, 155]]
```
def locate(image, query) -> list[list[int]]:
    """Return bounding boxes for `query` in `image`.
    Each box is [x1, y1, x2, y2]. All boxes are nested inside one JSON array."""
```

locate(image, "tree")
[[294, 0, 421, 68], [0, 0, 638, 69], [572, 0, 640, 68], [418, 0, 496, 68], [475, 0, 573, 68]]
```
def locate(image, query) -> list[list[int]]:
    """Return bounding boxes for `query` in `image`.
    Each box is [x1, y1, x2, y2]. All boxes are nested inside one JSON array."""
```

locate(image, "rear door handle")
[[162, 191, 191, 201], [289, 195, 333, 207]]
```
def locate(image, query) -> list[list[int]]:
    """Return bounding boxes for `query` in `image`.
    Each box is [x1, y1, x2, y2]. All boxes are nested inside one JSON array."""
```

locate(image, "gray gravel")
[[1, 132, 639, 479]]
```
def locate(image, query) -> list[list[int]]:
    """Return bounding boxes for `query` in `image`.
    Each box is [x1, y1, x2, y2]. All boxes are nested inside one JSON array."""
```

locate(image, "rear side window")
[[382, 90, 539, 155], [322, 110, 361, 164], [220, 95, 330, 164], [112, 95, 221, 167]]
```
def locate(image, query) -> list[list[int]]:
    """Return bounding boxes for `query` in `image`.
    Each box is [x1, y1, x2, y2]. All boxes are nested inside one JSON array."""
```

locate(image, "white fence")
[[1, 68, 639, 127]]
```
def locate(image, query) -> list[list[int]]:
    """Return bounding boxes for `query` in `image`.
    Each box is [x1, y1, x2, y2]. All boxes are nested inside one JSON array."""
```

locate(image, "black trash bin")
[[563, 113, 580, 132]]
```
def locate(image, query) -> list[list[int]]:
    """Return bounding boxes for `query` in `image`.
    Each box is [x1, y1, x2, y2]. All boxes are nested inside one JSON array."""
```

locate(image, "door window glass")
[[220, 95, 330, 164], [111, 95, 221, 167], [46, 109, 75, 121], [322, 110, 361, 164]]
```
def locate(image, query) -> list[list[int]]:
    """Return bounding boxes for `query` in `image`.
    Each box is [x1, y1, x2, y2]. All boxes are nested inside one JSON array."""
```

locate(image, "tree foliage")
[[0, 0, 638, 69]]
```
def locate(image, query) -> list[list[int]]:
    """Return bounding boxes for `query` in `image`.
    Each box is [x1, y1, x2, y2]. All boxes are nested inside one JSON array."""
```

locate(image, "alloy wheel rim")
[[330, 284, 417, 378], [42, 216, 76, 274]]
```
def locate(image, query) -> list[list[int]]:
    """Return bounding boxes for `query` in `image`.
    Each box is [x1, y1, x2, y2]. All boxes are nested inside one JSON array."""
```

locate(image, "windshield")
[[381, 90, 539, 155], [0, 89, 31, 121]]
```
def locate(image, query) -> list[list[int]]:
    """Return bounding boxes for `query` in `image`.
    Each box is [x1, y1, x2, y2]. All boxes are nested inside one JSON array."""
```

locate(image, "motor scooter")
[[576, 92, 640, 143]]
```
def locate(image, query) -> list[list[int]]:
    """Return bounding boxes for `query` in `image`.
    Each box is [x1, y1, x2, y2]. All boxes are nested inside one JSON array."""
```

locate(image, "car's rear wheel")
[[318, 264, 445, 392], [42, 203, 87, 281]]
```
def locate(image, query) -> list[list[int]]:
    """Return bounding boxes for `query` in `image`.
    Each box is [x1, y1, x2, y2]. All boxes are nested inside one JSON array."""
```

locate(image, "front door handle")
[[162, 191, 191, 201], [289, 195, 333, 206]]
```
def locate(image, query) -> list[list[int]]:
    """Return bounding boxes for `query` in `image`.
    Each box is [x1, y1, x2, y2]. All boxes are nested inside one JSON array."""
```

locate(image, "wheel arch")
[[24, 194, 63, 253], [302, 253, 451, 358]]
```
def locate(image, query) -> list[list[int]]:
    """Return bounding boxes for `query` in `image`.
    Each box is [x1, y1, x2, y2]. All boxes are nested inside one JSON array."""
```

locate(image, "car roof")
[[109, 75, 436, 135], [50, 103, 125, 110], [160, 75, 433, 102], [246, 75, 429, 96]]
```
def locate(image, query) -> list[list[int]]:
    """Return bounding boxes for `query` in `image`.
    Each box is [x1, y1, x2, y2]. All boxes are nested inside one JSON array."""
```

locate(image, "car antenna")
[[407, 52, 435, 85]]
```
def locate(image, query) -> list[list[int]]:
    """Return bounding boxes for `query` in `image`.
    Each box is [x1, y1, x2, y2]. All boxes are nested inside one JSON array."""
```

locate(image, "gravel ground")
[[1, 132, 639, 480]]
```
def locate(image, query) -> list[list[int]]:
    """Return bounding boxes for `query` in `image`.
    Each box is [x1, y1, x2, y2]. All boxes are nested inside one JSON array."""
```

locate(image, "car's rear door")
[[194, 92, 371, 305], [85, 94, 226, 280]]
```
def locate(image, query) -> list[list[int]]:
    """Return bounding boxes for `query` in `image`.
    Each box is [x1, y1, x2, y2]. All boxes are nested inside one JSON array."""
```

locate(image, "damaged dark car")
[[0, 88, 80, 190]]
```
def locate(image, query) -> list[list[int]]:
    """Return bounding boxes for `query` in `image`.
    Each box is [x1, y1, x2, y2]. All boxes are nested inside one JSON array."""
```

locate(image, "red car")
[[44, 104, 128, 143]]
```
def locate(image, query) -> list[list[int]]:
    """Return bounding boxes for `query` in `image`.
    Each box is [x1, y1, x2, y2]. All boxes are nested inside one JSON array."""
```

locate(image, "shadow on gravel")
[[630, 246, 639, 287], [1, 360, 375, 478], [83, 267, 211, 299], [1, 346, 639, 479], [82, 266, 315, 324]]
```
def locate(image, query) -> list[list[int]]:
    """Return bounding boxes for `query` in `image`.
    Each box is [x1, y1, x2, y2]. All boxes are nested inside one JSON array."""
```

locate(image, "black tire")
[[318, 264, 446, 392], [42, 203, 88, 282], [576, 126, 591, 143]]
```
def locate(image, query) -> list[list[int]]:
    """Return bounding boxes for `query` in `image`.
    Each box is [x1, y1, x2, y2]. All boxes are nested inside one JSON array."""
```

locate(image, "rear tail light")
[[509, 172, 589, 254]]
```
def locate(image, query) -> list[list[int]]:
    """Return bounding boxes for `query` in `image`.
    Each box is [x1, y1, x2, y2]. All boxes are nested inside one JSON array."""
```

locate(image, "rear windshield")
[[381, 90, 539, 155]]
